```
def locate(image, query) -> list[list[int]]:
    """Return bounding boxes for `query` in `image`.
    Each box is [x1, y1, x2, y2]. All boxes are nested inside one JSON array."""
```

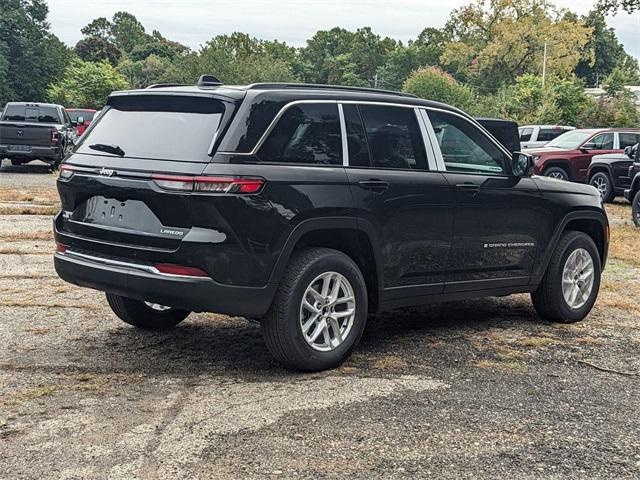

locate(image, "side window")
[[38, 106, 61, 123], [258, 103, 342, 165], [427, 110, 508, 175], [589, 133, 614, 150], [538, 128, 563, 142], [619, 133, 640, 149], [358, 105, 427, 170], [519, 128, 533, 142], [343, 104, 371, 167], [1, 105, 25, 121]]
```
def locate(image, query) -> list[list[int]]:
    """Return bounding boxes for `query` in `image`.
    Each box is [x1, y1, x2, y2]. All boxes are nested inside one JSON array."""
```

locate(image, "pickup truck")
[[0, 102, 75, 169], [518, 125, 575, 149]]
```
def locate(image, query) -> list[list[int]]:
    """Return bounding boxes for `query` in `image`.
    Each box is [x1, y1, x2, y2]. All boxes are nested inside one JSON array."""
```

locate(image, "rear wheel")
[[545, 166, 569, 181], [105, 293, 190, 330], [531, 231, 601, 323], [589, 172, 614, 203], [633, 190, 640, 227], [262, 248, 368, 371]]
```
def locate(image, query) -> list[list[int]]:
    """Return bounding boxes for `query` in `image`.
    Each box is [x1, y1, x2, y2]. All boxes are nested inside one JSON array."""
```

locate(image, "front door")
[[575, 132, 617, 182], [424, 109, 549, 293], [342, 103, 454, 300]]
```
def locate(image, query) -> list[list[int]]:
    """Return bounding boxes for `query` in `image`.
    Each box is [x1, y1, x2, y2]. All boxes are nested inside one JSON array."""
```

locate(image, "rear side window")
[[538, 128, 564, 142], [77, 95, 225, 162], [258, 103, 342, 165], [358, 105, 427, 170], [343, 104, 371, 167], [619, 133, 640, 149], [519, 128, 533, 141], [2, 105, 25, 121]]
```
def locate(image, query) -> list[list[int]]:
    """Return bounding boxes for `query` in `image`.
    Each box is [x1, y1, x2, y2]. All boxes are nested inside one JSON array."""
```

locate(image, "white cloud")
[[47, 0, 639, 60]]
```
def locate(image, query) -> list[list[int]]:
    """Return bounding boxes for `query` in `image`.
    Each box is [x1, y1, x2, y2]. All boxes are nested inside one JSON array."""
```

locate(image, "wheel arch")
[[268, 217, 382, 312], [587, 163, 612, 181], [542, 159, 573, 179]]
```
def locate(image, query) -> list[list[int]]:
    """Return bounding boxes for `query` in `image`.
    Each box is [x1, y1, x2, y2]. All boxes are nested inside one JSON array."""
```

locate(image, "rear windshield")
[[68, 110, 96, 122], [76, 95, 225, 162], [2, 105, 60, 123]]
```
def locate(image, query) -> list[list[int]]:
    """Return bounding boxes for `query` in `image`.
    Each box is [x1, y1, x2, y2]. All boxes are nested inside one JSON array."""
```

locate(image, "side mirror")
[[581, 142, 597, 152], [624, 146, 634, 158], [70, 120, 78, 127], [512, 152, 534, 177]]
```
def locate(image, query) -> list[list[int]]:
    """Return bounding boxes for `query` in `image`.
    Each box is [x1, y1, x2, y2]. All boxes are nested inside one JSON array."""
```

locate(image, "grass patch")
[[372, 355, 408, 370], [608, 223, 640, 267], [0, 205, 59, 215], [0, 231, 53, 242], [0, 187, 59, 204], [1, 385, 56, 406], [475, 359, 527, 372], [515, 336, 556, 348]]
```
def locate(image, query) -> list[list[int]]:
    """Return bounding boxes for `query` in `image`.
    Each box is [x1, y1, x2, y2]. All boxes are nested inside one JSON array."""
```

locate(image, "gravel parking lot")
[[0, 162, 639, 479]]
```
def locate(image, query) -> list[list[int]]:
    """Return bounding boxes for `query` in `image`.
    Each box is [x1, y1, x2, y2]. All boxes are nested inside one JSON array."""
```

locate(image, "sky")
[[47, 0, 640, 60]]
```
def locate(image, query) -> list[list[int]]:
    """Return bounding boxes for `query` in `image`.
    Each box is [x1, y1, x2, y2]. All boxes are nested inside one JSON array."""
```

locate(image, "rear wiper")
[[89, 143, 125, 157]]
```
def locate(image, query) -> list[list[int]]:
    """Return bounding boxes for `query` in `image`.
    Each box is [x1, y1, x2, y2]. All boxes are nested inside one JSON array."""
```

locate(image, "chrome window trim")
[[337, 103, 349, 166]]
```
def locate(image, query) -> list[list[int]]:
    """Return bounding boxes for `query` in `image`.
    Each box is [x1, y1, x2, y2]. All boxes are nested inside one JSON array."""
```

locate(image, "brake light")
[[152, 174, 264, 194], [154, 263, 209, 277], [50, 128, 59, 145], [56, 243, 67, 253]]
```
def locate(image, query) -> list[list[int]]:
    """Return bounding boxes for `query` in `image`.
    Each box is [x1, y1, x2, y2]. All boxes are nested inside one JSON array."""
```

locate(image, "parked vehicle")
[[529, 128, 640, 182], [519, 125, 575, 149], [66, 108, 97, 136], [588, 143, 638, 202], [624, 147, 640, 226], [53, 78, 609, 371], [0, 102, 75, 169], [475, 118, 521, 153]]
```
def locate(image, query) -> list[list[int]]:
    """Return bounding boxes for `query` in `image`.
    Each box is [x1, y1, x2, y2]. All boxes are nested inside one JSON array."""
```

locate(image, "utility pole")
[[542, 41, 548, 87], [373, 73, 378, 89]]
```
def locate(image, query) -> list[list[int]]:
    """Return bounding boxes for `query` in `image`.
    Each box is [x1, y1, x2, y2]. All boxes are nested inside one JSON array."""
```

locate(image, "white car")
[[519, 125, 576, 149]]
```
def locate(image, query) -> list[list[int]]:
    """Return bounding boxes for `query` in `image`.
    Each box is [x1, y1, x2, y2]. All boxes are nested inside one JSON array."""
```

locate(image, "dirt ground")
[[0, 161, 638, 479]]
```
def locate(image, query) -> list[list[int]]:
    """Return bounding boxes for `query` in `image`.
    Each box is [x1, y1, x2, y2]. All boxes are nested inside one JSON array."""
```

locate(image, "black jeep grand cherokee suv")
[[54, 77, 609, 371]]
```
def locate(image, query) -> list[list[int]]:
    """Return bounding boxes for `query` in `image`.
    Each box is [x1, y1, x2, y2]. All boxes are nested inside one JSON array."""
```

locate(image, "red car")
[[529, 128, 640, 182], [66, 108, 97, 136]]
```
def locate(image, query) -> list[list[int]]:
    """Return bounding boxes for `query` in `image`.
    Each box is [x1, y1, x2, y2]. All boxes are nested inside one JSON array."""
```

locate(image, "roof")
[[4, 101, 61, 108]]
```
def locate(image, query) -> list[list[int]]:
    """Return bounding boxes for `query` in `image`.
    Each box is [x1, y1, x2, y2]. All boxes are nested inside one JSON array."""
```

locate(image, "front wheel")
[[589, 172, 614, 203], [545, 167, 569, 181], [106, 293, 190, 330], [531, 231, 601, 323], [262, 248, 368, 371], [633, 190, 640, 227]]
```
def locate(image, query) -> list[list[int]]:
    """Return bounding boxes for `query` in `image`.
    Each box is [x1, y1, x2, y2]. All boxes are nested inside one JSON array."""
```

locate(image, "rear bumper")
[[54, 251, 275, 318], [0, 144, 58, 160]]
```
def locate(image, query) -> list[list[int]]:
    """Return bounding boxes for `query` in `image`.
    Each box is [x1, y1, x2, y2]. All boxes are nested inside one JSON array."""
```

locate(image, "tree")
[[597, 0, 640, 14], [402, 67, 474, 111], [75, 36, 121, 65], [47, 60, 129, 109], [0, 0, 72, 105], [117, 54, 181, 89], [441, 0, 592, 89], [575, 11, 639, 86], [111, 12, 148, 53]]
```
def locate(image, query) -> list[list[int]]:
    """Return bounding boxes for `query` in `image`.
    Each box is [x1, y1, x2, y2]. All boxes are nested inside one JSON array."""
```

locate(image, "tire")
[[633, 190, 640, 227], [105, 293, 190, 330], [262, 248, 368, 372], [545, 166, 570, 181], [531, 231, 601, 323], [10, 159, 23, 166], [589, 172, 614, 203]]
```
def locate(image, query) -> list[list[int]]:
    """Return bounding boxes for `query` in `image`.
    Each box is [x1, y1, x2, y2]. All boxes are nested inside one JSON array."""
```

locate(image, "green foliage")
[[0, 0, 72, 106], [403, 67, 474, 111], [579, 93, 640, 127], [75, 36, 120, 65], [47, 60, 129, 109]]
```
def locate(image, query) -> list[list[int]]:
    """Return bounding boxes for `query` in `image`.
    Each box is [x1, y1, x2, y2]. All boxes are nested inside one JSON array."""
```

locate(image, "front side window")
[[428, 110, 508, 175], [258, 103, 342, 165], [519, 128, 533, 142], [358, 105, 427, 170], [589, 133, 614, 150], [619, 133, 640, 149]]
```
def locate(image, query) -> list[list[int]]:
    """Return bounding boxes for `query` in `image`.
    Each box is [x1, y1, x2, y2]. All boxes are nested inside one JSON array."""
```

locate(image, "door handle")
[[358, 180, 390, 191], [455, 183, 480, 197]]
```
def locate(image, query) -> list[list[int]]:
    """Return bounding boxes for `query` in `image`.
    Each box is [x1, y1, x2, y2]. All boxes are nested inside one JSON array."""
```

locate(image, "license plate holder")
[[7, 145, 31, 153]]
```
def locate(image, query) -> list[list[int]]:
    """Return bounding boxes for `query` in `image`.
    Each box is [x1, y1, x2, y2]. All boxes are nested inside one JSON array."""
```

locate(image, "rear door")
[[424, 109, 545, 292], [343, 103, 454, 301], [58, 94, 231, 254]]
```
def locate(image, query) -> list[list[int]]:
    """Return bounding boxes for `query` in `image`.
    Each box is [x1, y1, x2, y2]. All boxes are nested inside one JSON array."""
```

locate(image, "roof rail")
[[146, 83, 189, 89], [245, 83, 417, 98]]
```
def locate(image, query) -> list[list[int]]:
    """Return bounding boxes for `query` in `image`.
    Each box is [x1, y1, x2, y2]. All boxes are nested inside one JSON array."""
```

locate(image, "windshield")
[[546, 130, 594, 149], [76, 95, 225, 162]]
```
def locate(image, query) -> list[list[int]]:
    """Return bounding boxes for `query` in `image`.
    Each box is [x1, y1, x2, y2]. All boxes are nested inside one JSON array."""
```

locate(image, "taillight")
[[59, 164, 75, 179], [56, 243, 67, 253], [50, 128, 59, 145], [152, 174, 264, 194], [154, 263, 209, 277]]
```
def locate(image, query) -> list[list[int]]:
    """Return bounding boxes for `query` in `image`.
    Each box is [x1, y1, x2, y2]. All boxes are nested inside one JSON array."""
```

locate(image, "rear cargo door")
[[57, 94, 232, 252]]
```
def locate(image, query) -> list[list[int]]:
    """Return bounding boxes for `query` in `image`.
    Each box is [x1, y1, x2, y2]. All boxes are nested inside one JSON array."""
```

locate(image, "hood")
[[591, 153, 629, 162], [533, 175, 600, 197], [526, 146, 570, 155]]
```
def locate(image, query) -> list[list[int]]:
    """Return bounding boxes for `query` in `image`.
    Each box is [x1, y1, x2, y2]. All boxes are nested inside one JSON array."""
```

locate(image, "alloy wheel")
[[561, 248, 595, 309]]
